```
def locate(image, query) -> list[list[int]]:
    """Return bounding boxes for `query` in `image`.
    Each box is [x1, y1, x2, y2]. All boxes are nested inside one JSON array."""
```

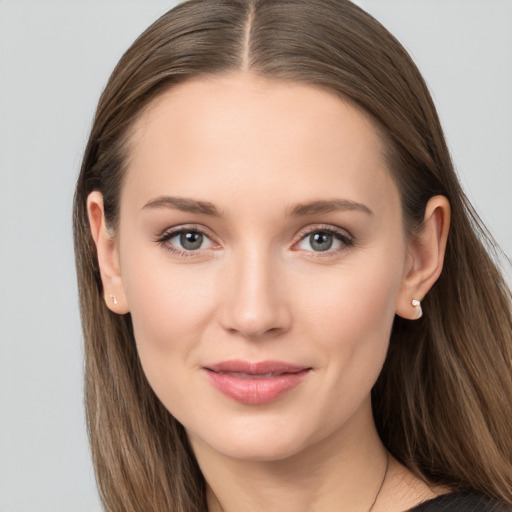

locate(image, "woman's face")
[[107, 74, 414, 460]]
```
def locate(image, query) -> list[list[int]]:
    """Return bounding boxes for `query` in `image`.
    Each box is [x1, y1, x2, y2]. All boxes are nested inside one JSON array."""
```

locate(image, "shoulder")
[[408, 491, 512, 512]]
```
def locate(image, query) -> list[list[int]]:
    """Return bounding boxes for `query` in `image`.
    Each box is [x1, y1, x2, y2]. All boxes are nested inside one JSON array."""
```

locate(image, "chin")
[[186, 411, 322, 463], [206, 436, 310, 463]]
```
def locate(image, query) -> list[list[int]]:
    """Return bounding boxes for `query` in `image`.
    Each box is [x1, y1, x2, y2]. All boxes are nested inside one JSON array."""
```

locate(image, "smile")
[[203, 360, 311, 405]]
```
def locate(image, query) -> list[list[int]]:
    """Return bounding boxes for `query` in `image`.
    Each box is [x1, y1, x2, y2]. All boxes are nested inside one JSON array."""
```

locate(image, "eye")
[[295, 227, 353, 253], [157, 227, 216, 254], [174, 230, 207, 250]]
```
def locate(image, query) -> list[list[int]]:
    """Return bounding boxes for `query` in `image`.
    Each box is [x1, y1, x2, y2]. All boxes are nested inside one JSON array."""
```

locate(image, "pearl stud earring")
[[411, 299, 422, 319], [109, 294, 118, 305]]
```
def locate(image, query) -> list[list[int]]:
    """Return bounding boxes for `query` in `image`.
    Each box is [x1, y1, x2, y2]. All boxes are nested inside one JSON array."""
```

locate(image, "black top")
[[409, 491, 511, 512]]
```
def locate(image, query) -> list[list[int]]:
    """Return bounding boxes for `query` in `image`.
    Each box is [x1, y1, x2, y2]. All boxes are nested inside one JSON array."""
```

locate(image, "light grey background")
[[0, 1, 510, 511]]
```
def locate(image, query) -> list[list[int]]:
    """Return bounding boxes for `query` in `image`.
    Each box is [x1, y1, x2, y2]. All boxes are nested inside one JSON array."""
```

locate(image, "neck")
[[189, 403, 390, 512]]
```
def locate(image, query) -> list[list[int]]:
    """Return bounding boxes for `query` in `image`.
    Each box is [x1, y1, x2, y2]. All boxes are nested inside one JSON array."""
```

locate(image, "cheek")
[[123, 250, 214, 337], [122, 261, 224, 425], [119, 249, 218, 392], [297, 247, 405, 390], [301, 251, 402, 338]]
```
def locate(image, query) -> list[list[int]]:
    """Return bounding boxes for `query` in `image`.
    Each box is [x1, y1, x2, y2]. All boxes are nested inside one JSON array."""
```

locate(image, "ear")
[[396, 195, 450, 320], [87, 191, 129, 314]]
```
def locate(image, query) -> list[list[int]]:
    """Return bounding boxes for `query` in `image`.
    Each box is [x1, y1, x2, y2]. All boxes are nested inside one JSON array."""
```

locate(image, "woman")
[[73, 1, 512, 511]]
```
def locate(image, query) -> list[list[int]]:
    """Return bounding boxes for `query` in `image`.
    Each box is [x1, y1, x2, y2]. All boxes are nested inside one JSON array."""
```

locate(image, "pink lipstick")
[[203, 360, 311, 405]]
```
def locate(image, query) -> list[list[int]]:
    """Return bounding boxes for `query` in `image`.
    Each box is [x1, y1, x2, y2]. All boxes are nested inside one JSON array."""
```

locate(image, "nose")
[[218, 247, 292, 339]]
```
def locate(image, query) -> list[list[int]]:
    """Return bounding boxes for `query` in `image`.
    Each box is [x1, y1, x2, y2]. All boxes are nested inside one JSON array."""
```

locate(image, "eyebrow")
[[289, 199, 373, 217], [142, 196, 373, 218], [142, 196, 222, 216]]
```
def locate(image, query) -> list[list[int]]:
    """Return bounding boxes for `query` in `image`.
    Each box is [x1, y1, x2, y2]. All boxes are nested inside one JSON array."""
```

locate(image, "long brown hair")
[[73, 1, 512, 510]]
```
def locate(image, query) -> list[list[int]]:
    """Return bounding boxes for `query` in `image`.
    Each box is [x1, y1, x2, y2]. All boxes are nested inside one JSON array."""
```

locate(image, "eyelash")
[[156, 225, 216, 258], [155, 224, 355, 257], [293, 225, 355, 257]]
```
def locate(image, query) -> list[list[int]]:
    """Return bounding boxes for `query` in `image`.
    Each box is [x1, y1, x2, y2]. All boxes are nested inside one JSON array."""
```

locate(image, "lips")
[[203, 360, 311, 405]]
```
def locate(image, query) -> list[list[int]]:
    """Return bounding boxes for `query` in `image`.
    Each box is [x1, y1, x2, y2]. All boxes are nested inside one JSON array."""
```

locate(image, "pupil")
[[180, 231, 203, 250], [310, 232, 333, 251]]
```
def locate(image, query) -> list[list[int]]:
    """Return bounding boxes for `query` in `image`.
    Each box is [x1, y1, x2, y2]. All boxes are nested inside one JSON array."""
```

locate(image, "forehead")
[[122, 73, 399, 217]]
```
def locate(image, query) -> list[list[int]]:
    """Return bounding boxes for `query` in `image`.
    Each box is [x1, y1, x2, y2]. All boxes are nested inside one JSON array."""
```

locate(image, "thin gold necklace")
[[215, 452, 390, 512], [368, 452, 390, 512]]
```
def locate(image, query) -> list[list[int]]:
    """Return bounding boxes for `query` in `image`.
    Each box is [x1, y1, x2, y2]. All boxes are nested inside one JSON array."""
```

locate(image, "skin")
[[88, 73, 450, 512]]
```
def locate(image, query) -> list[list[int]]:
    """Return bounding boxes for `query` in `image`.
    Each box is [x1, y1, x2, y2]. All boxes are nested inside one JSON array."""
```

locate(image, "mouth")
[[203, 360, 312, 405]]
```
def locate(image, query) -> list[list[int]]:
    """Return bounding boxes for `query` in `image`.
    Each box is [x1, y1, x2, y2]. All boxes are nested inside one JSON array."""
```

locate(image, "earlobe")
[[396, 195, 451, 320], [87, 191, 129, 314]]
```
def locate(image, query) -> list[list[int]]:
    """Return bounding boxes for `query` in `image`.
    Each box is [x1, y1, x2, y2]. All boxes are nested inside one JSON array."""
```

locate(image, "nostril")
[[221, 308, 291, 339], [226, 323, 284, 339]]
